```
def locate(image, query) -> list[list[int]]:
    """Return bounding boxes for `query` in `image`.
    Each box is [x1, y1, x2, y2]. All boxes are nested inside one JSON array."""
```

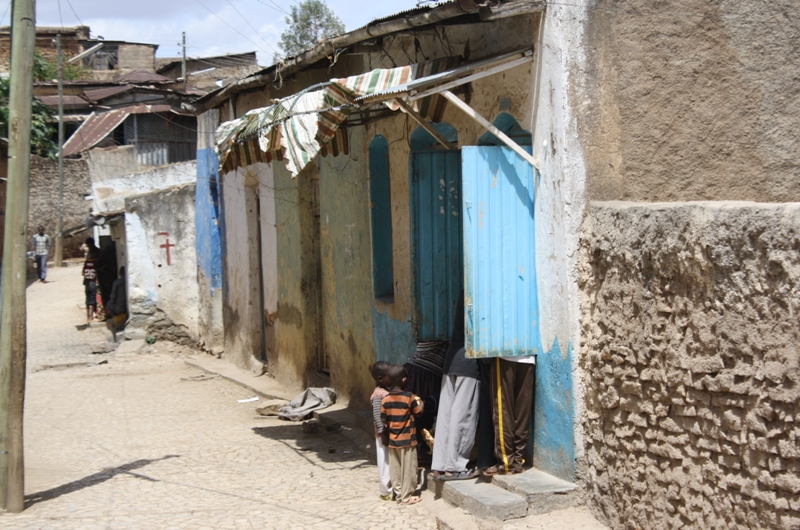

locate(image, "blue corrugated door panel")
[[462, 146, 540, 358], [412, 149, 464, 340]]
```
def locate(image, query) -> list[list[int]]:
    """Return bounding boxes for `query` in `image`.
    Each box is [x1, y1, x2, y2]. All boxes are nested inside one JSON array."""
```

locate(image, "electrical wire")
[[65, 0, 84, 26], [194, 0, 278, 59], [254, 0, 290, 17], [225, 0, 282, 58]]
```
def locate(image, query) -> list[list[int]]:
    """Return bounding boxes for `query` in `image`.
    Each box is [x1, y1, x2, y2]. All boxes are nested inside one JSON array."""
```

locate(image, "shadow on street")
[[24, 455, 180, 508], [251, 423, 371, 470]]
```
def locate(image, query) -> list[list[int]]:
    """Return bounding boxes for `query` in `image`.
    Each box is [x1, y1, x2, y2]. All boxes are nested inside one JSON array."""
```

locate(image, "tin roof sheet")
[[62, 104, 175, 156]]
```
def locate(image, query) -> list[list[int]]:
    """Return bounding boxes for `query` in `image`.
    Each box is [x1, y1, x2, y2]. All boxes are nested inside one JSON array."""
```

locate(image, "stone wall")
[[579, 202, 800, 530], [29, 155, 92, 258]]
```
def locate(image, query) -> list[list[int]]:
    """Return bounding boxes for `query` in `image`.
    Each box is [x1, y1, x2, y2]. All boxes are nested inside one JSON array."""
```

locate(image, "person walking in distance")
[[82, 237, 100, 324], [31, 225, 51, 283]]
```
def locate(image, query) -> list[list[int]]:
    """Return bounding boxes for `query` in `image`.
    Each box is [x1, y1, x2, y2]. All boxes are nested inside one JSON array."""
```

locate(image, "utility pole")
[[181, 32, 187, 92], [0, 0, 36, 513], [54, 33, 64, 267]]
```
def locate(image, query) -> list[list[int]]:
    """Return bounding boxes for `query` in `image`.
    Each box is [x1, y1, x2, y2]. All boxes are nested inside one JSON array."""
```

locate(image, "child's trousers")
[[375, 436, 391, 496], [389, 446, 418, 503]]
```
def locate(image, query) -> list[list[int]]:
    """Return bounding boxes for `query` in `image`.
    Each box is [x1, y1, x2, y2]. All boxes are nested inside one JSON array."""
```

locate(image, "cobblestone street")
[[3, 265, 437, 529]]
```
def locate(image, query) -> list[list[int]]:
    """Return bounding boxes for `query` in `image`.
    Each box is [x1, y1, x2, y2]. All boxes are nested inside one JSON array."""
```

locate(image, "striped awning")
[[216, 57, 457, 177]]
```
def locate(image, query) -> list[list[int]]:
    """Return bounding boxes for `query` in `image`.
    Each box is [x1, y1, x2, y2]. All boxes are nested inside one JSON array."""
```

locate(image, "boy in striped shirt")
[[380, 364, 424, 505]]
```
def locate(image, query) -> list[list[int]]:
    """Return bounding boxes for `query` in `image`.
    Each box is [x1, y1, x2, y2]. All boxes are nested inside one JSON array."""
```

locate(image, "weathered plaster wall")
[[92, 161, 196, 213], [317, 128, 376, 403], [29, 155, 92, 258], [221, 166, 264, 371], [580, 202, 800, 530], [272, 161, 320, 392], [579, 0, 800, 202], [124, 183, 198, 341], [86, 146, 143, 184], [529, 2, 591, 481], [196, 110, 224, 354], [258, 163, 279, 366]]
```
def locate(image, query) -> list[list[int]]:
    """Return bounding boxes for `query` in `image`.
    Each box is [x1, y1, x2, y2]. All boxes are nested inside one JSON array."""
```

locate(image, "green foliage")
[[33, 52, 87, 82], [0, 76, 57, 157], [278, 0, 345, 58]]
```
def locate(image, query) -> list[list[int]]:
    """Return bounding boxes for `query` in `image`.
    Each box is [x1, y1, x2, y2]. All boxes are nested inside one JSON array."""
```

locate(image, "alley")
[[1, 264, 607, 529], [3, 265, 435, 529]]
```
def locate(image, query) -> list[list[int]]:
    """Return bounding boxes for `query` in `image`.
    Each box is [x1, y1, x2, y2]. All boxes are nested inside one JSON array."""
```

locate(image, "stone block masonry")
[[29, 155, 92, 258], [579, 202, 800, 530]]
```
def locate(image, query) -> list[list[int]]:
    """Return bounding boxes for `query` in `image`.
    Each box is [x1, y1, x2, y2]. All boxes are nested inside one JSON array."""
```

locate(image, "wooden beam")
[[480, 0, 547, 21], [408, 52, 534, 102], [440, 90, 538, 170], [394, 98, 457, 150]]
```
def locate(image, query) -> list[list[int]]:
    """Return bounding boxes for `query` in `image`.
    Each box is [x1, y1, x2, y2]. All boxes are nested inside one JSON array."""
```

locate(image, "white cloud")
[[31, 0, 420, 67]]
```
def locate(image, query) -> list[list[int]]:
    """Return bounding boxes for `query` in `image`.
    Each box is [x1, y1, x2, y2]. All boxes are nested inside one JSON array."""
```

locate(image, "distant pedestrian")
[[31, 226, 50, 283], [381, 364, 423, 505], [369, 361, 393, 500], [82, 237, 100, 324]]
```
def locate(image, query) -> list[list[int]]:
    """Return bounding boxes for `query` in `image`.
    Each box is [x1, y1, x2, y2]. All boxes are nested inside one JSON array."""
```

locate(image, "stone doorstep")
[[440, 468, 580, 523], [442, 480, 528, 521], [492, 467, 581, 515]]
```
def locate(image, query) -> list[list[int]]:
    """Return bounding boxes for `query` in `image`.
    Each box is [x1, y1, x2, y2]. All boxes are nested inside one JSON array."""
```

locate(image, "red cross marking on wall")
[[158, 232, 175, 266]]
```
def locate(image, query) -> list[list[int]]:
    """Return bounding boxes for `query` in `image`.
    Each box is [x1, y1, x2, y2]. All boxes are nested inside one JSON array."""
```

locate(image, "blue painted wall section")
[[195, 147, 223, 292], [369, 135, 394, 299], [533, 337, 576, 481], [372, 306, 417, 365]]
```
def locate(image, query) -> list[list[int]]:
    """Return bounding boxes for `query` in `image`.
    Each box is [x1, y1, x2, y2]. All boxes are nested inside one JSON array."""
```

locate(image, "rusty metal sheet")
[[35, 94, 88, 107], [83, 85, 134, 102], [62, 109, 130, 156], [113, 71, 173, 84]]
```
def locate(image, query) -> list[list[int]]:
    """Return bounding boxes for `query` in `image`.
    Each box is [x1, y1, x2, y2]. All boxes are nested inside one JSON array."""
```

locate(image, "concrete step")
[[441, 479, 528, 521], [492, 467, 580, 515]]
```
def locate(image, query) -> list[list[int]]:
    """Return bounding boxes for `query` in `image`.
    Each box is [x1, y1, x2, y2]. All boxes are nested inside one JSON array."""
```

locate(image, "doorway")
[[409, 122, 463, 341]]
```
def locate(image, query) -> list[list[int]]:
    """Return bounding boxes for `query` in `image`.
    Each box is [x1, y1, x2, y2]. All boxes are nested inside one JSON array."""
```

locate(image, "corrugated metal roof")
[[355, 3, 442, 28], [354, 48, 533, 103], [83, 85, 134, 102], [113, 71, 173, 84], [62, 104, 176, 156], [63, 109, 129, 156], [35, 94, 89, 107]]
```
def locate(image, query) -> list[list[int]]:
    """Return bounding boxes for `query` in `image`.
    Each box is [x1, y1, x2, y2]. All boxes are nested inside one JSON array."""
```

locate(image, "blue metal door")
[[462, 146, 540, 357], [411, 149, 463, 340]]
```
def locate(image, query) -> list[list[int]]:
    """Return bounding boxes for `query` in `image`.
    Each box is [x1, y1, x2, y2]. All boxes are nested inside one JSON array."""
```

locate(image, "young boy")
[[381, 364, 423, 505], [370, 361, 392, 500]]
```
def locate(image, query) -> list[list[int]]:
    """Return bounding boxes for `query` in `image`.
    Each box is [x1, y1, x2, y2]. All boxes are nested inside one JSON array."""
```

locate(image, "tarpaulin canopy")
[[215, 57, 457, 177], [215, 48, 535, 177]]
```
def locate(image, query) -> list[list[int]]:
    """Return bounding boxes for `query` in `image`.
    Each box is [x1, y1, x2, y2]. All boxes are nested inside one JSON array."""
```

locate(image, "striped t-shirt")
[[380, 391, 423, 449]]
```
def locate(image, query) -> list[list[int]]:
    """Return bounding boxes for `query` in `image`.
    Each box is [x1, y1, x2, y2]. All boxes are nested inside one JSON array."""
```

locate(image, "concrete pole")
[[54, 33, 64, 267], [181, 32, 186, 92], [0, 0, 36, 513]]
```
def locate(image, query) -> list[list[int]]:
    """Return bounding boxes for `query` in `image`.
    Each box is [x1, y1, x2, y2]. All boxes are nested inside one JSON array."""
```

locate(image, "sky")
[[16, 0, 426, 65]]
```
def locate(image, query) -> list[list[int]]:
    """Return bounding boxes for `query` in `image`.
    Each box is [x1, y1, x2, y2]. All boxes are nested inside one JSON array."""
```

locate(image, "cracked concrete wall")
[[580, 202, 800, 530]]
